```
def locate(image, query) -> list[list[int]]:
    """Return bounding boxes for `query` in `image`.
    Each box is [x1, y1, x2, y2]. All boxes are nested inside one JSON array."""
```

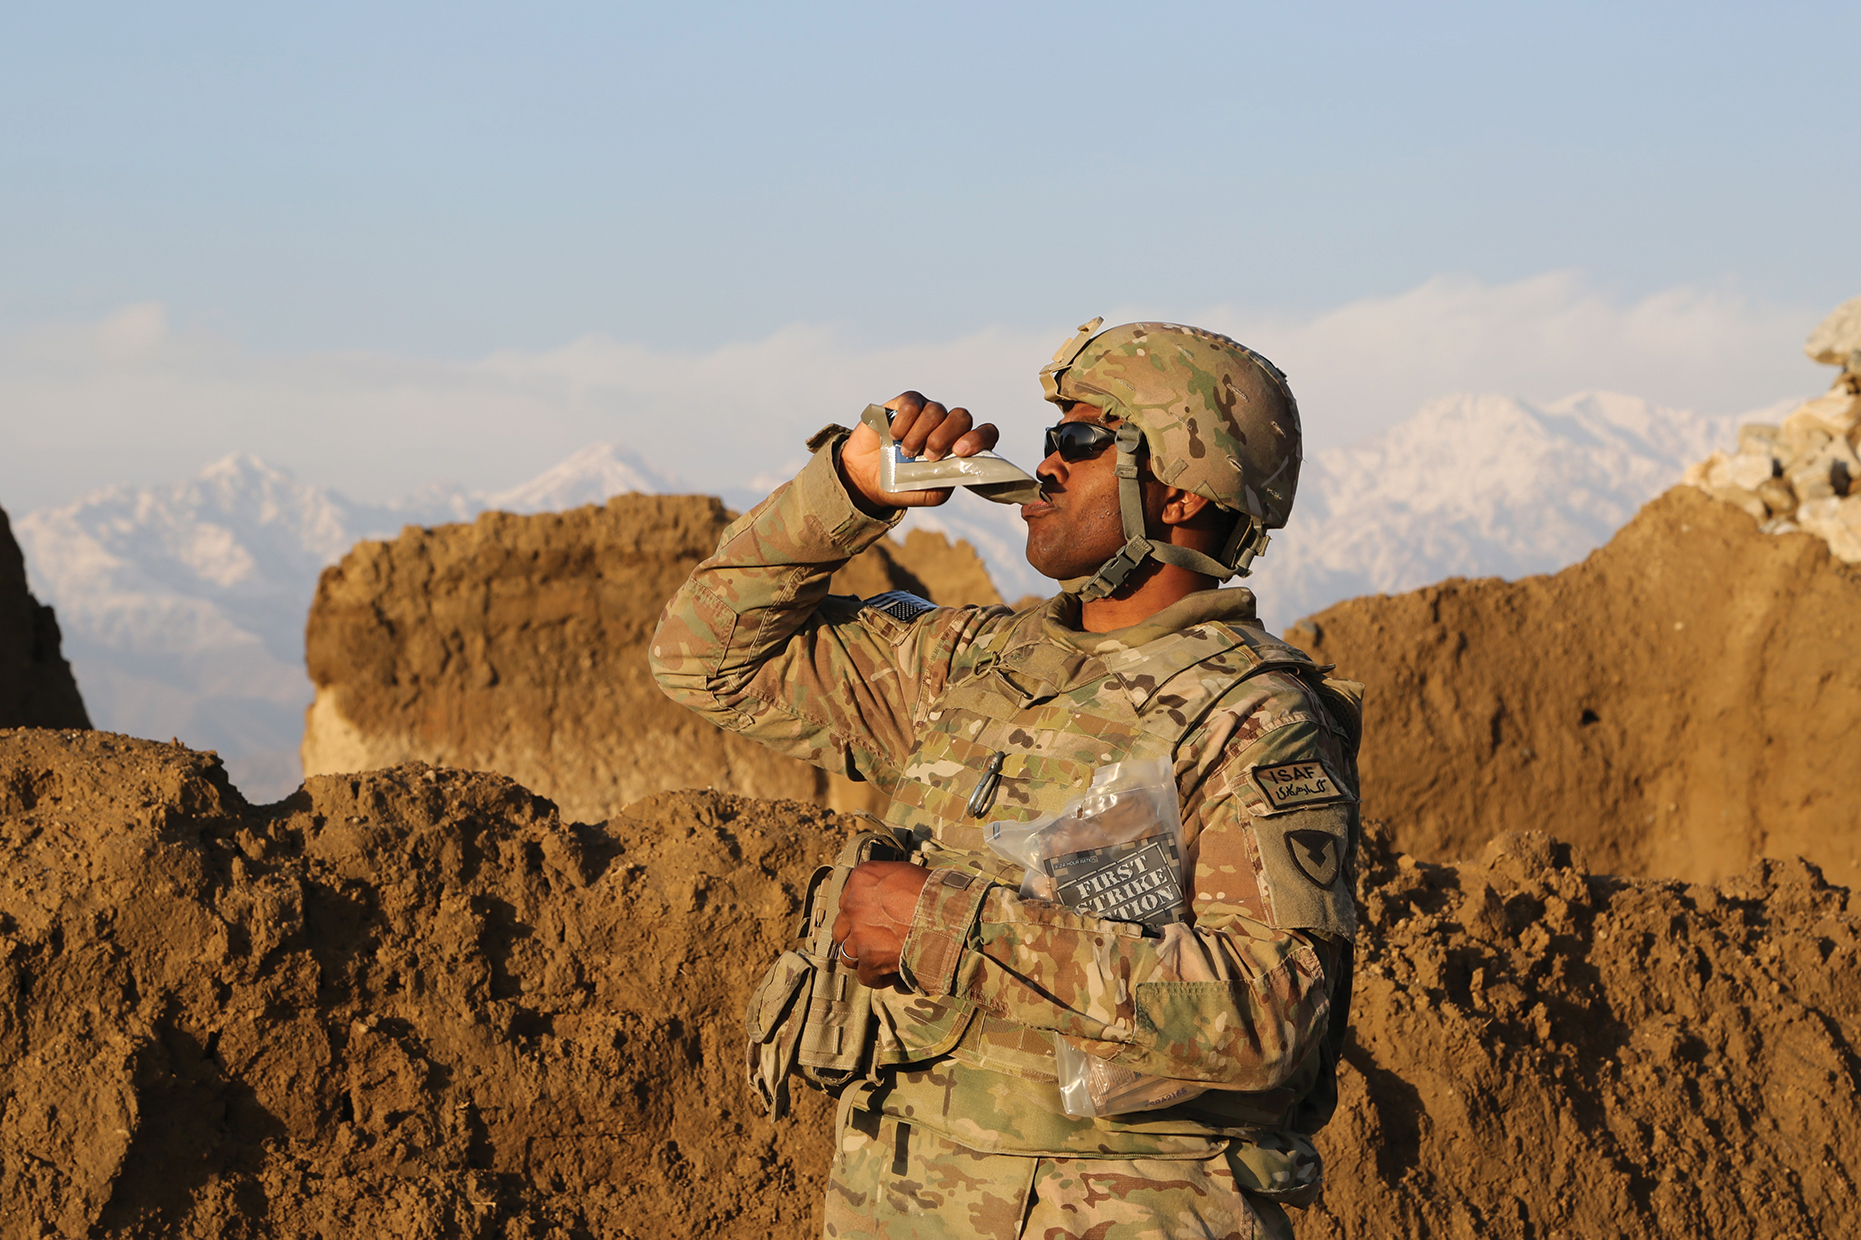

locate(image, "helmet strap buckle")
[[1221, 515, 1271, 578], [1076, 537, 1154, 602]]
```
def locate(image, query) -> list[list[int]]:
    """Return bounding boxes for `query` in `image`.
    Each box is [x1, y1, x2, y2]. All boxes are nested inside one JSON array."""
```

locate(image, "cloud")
[[0, 273, 1827, 515], [1196, 272, 1821, 448]]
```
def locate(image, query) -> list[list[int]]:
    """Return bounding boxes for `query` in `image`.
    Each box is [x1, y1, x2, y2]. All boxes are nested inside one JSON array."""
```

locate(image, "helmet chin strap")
[[1074, 427, 1272, 602]]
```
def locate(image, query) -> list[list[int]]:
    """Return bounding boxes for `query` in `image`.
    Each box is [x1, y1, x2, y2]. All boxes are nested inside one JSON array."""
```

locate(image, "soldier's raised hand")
[[838, 391, 1001, 514]]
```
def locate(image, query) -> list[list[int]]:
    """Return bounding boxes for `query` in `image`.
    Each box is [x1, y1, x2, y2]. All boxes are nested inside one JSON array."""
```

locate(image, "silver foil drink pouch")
[[859, 404, 1044, 506]]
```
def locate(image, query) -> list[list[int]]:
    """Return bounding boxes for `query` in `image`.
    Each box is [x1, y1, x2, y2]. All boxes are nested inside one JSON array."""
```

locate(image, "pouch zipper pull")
[[967, 751, 1006, 818]]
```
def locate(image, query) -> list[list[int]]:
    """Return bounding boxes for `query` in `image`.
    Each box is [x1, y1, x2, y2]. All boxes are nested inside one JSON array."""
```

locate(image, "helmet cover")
[[1040, 320, 1302, 529]]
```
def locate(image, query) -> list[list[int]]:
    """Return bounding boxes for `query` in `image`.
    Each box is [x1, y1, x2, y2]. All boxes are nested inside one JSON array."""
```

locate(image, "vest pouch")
[[795, 951, 875, 1089], [743, 829, 911, 1117], [745, 949, 814, 1118], [794, 837, 899, 1089]]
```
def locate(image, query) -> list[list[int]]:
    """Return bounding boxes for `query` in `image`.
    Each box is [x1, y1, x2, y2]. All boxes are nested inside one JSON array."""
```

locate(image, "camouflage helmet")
[[1038, 318, 1302, 598]]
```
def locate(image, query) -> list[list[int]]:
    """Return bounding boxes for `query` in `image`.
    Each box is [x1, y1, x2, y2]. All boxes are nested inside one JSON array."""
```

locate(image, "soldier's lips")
[[1020, 498, 1057, 520]]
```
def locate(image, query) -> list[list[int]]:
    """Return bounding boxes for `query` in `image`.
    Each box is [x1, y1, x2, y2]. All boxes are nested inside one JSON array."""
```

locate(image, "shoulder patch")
[[1285, 829, 1343, 888], [864, 590, 938, 623], [1250, 760, 1350, 813]]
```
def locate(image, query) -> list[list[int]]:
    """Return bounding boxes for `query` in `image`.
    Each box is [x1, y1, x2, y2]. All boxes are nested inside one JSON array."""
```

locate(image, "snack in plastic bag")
[[986, 758, 1209, 1118], [859, 404, 1044, 505]]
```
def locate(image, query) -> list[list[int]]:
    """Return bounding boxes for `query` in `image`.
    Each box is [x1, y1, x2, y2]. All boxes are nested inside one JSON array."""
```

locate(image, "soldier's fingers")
[[884, 392, 927, 446], [923, 407, 976, 461], [898, 401, 949, 460], [950, 422, 1001, 457], [850, 938, 897, 986], [884, 391, 926, 418]]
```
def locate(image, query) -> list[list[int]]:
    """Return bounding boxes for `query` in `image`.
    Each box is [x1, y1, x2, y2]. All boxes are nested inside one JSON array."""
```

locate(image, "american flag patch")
[[864, 590, 938, 623]]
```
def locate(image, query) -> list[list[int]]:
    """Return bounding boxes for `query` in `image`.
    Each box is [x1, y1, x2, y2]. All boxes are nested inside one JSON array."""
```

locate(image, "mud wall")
[[0, 728, 837, 1239], [1305, 825, 1858, 1238], [301, 495, 1003, 822], [3, 728, 1854, 1238], [0, 505, 88, 729], [1290, 486, 1861, 887]]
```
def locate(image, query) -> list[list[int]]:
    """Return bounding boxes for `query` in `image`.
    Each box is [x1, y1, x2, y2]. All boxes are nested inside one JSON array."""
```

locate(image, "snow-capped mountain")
[[1243, 390, 1764, 630], [15, 455, 483, 799], [484, 443, 679, 513], [11, 393, 1778, 801]]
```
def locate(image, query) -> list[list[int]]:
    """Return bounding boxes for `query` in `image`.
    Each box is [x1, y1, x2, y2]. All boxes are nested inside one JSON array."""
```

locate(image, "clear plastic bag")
[[986, 758, 1209, 1118], [859, 404, 1044, 505]]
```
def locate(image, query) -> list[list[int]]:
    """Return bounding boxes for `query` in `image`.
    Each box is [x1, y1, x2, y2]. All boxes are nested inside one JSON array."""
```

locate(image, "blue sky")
[[2, 1, 1857, 508]]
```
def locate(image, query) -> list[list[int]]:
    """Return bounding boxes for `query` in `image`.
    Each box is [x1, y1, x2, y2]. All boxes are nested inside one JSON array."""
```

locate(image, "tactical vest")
[[847, 599, 1359, 1180]]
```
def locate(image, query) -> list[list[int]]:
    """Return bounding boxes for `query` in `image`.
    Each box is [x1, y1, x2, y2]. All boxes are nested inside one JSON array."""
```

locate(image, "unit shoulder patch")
[[1285, 829, 1342, 888], [1251, 806, 1356, 935], [864, 590, 939, 623], [1249, 759, 1350, 813]]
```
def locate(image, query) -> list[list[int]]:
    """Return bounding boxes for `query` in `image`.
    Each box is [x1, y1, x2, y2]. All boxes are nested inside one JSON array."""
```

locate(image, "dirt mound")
[[301, 495, 1002, 822], [1289, 486, 1861, 888], [0, 726, 838, 1239], [0, 506, 88, 729], [6, 730, 1855, 1238], [828, 525, 1003, 608], [1308, 824, 1861, 1238]]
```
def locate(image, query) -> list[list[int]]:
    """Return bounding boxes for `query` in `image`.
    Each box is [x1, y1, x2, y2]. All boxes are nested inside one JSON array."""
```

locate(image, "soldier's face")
[[1022, 402, 1129, 579]]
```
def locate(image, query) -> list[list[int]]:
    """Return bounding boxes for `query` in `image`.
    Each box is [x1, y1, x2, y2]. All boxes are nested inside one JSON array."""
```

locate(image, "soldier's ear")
[[1159, 489, 1212, 527]]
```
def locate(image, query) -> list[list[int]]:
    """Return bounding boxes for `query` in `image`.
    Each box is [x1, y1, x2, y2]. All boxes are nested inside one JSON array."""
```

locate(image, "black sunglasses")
[[1043, 422, 1119, 462]]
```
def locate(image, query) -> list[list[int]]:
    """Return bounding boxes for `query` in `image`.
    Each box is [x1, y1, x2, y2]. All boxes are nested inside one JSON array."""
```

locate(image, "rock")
[[1756, 476, 1798, 516], [1788, 390, 1861, 438], [1796, 494, 1861, 563], [1736, 423, 1780, 457], [1704, 450, 1775, 493], [1705, 484, 1768, 521], [0, 505, 90, 729], [1680, 453, 1718, 488], [1774, 416, 1832, 473], [1788, 435, 1861, 504], [1806, 294, 1861, 368]]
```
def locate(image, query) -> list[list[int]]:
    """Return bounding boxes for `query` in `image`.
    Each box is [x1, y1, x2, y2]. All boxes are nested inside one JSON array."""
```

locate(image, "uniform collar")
[[1040, 587, 1259, 654]]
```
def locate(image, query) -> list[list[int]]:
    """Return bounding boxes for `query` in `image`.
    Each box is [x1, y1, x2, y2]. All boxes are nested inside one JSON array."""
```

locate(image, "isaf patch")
[[1285, 829, 1342, 889], [1251, 760, 1348, 812]]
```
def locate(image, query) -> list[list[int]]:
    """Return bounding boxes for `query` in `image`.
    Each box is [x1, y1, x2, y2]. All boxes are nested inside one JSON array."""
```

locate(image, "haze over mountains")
[[13, 388, 1770, 799]]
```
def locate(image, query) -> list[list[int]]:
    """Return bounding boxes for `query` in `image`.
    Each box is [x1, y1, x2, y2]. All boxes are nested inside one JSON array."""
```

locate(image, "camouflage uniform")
[[652, 417, 1358, 1238]]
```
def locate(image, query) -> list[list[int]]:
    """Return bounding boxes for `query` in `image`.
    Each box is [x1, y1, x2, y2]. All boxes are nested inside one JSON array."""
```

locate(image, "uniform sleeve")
[[649, 430, 1003, 788], [898, 712, 1357, 1092]]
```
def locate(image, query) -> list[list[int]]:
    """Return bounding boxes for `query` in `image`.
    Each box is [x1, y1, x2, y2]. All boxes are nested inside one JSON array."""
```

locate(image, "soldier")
[[652, 319, 1360, 1239]]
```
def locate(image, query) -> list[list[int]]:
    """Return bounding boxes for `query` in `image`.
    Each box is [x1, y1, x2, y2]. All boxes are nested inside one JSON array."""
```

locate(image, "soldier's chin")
[[1023, 541, 1094, 583]]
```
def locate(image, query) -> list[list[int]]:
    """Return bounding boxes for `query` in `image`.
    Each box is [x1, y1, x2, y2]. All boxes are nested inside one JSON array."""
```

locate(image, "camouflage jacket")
[[652, 434, 1360, 1180]]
